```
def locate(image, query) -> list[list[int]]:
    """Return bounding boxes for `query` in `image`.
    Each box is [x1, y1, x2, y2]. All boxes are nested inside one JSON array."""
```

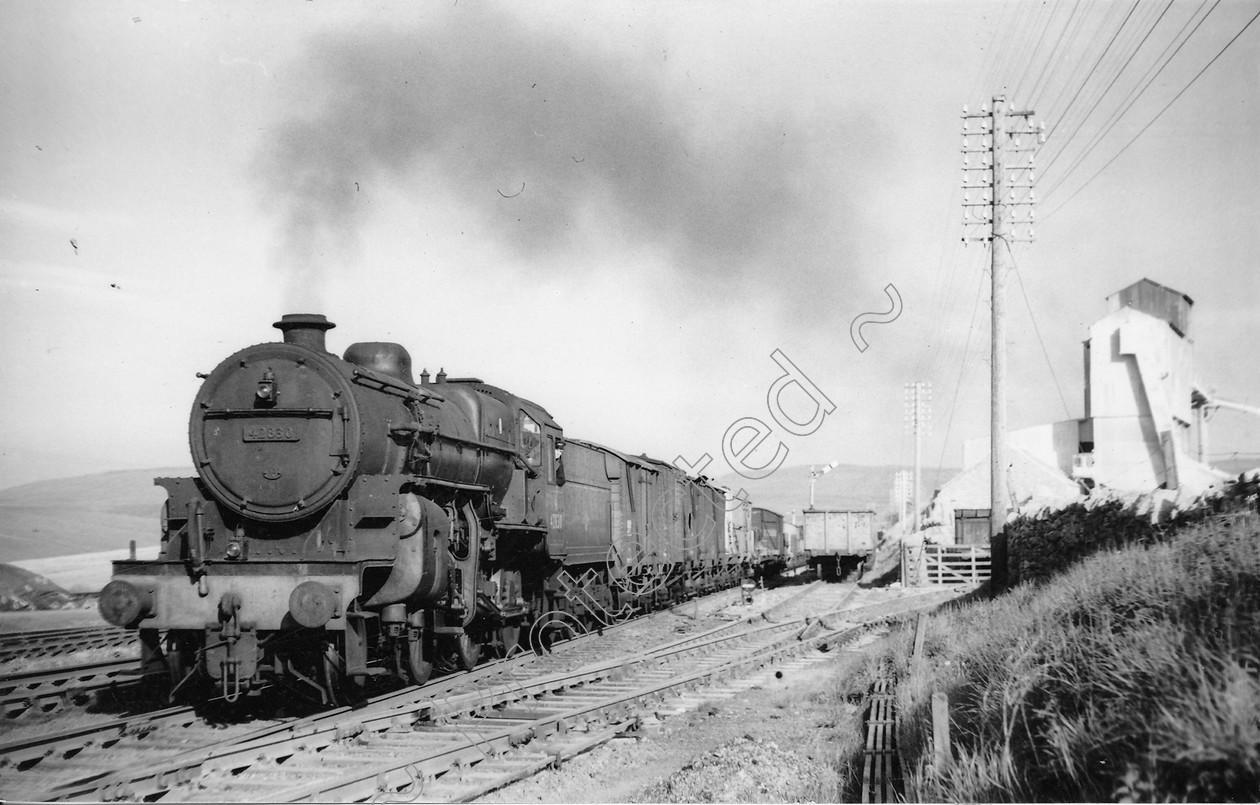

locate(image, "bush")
[[1003, 476, 1260, 589], [1005, 500, 1161, 586]]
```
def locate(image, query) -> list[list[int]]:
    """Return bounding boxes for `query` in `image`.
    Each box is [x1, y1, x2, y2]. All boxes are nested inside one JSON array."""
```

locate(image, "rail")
[[8, 582, 960, 803], [17, 582, 846, 801], [0, 625, 135, 664], [0, 658, 151, 719]]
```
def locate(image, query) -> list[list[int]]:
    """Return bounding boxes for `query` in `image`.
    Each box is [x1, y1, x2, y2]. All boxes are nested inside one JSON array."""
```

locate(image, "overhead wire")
[[926, 3, 1038, 473], [931, 1, 1257, 484], [1042, 0, 1223, 201], [1045, 0, 1216, 191], [926, 249, 987, 434], [930, 0, 1068, 481], [1037, 0, 1131, 135], [918, 1, 1026, 386], [1040, 0, 1187, 182], [985, 1, 1036, 99], [915, 199, 970, 381], [1039, 0, 1144, 163], [927, 0, 1092, 478], [934, 246, 989, 490], [1012, 0, 1066, 102], [1043, 2, 1260, 220], [1005, 239, 1073, 419], [1025, 0, 1090, 112]]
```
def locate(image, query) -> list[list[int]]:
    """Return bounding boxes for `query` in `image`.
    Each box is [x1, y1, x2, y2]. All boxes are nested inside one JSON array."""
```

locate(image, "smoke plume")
[[259, 5, 877, 319]]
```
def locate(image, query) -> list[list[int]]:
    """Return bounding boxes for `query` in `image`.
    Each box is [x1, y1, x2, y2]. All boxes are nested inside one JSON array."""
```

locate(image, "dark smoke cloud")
[[259, 5, 880, 319]]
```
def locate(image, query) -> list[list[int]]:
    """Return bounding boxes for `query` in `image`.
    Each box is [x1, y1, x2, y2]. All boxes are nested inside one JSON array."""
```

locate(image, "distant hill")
[[0, 468, 189, 562], [0, 463, 960, 564], [715, 463, 960, 524]]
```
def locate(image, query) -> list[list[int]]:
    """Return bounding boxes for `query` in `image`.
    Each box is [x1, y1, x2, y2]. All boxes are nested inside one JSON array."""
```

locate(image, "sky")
[[1, 0, 1258, 493]]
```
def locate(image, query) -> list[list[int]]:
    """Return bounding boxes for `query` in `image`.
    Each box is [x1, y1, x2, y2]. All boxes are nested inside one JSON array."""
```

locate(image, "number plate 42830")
[[243, 424, 301, 442]]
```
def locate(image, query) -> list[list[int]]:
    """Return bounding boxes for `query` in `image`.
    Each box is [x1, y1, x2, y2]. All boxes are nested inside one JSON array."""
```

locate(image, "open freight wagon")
[[801, 508, 875, 580]]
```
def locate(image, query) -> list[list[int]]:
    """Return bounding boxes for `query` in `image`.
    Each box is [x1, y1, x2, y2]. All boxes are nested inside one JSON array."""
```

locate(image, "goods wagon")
[[801, 508, 875, 579]]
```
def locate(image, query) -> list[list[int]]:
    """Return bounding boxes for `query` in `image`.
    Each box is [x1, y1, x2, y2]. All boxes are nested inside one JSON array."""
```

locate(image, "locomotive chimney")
[[274, 313, 335, 353]]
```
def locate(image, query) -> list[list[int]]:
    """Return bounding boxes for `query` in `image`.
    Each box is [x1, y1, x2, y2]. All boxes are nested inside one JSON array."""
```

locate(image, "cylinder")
[[363, 496, 450, 607]]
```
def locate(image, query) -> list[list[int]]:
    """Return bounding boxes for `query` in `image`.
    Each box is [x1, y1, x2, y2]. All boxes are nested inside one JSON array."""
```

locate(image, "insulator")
[[963, 104, 969, 114], [963, 120, 969, 131], [1029, 154, 1036, 166], [964, 191, 970, 202], [963, 156, 969, 166], [1030, 172, 1036, 183], [1029, 227, 1035, 239], [1030, 209, 1036, 220], [964, 208, 971, 219], [1029, 189, 1036, 201], [1039, 132, 1047, 144], [982, 104, 989, 113], [1014, 136, 1021, 147]]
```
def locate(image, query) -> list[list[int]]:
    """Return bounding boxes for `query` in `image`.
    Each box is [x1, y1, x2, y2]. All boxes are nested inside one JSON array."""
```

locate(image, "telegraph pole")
[[962, 96, 1042, 541], [905, 381, 931, 533], [990, 98, 1010, 544]]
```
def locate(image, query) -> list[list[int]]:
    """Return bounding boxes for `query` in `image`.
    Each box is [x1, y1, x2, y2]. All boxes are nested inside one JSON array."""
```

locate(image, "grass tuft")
[[895, 511, 1260, 802]]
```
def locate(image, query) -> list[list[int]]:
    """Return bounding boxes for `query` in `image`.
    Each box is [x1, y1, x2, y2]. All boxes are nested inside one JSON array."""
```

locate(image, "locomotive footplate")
[[103, 562, 357, 632]]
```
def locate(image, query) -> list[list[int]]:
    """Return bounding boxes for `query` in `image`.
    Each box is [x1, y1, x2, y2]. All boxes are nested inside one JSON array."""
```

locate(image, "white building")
[[954, 278, 1228, 537]]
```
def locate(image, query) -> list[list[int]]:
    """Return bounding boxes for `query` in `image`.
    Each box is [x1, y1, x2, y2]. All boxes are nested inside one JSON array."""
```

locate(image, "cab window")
[[520, 412, 542, 467]]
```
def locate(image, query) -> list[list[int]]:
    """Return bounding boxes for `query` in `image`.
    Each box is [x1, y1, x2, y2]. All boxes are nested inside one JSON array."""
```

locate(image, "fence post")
[[913, 613, 927, 664], [932, 690, 951, 773]]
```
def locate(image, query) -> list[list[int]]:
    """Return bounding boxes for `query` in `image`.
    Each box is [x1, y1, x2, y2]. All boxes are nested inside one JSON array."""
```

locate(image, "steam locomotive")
[[99, 315, 740, 704]]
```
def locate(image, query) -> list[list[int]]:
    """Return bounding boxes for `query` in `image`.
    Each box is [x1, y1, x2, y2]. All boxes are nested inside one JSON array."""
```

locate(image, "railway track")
[[0, 589, 723, 801], [191, 616, 863, 802], [0, 625, 134, 665], [0, 658, 154, 719], [0, 581, 958, 803]]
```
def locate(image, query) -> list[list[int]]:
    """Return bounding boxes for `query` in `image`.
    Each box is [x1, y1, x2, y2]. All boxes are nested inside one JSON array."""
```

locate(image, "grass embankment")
[[871, 510, 1260, 802]]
